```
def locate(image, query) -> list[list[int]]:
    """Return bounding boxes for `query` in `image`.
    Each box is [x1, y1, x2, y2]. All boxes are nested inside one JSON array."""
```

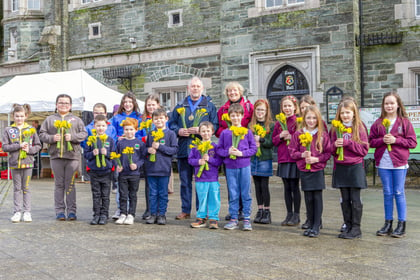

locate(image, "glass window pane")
[[417, 74, 420, 104], [159, 92, 171, 112], [417, 0, 420, 17]]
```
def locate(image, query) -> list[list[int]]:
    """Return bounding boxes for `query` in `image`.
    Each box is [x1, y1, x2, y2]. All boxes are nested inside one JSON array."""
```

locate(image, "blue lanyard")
[[188, 96, 203, 115]]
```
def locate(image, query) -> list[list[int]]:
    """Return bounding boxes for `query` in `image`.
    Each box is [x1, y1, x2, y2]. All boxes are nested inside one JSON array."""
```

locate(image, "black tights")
[[340, 188, 362, 208], [253, 176, 270, 207], [282, 178, 300, 214], [304, 190, 323, 229]]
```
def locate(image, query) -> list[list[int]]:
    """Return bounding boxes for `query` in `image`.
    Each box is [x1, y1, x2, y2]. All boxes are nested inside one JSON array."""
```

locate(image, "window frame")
[[167, 9, 183, 28], [157, 87, 187, 112], [11, 0, 19, 12], [249, 0, 319, 18], [88, 22, 102, 40], [416, 0, 420, 18], [265, 0, 304, 9], [28, 0, 41, 10]]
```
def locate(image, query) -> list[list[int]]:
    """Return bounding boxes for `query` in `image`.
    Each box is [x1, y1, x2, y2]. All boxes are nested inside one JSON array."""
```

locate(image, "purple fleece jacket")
[[188, 143, 223, 182], [216, 129, 257, 169]]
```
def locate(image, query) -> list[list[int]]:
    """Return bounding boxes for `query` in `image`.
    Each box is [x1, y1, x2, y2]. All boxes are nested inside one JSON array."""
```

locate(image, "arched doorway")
[[267, 65, 310, 117]]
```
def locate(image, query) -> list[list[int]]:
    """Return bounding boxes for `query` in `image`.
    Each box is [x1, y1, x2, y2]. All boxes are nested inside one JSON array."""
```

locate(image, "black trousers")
[[253, 176, 270, 207], [119, 175, 140, 216], [90, 172, 112, 217]]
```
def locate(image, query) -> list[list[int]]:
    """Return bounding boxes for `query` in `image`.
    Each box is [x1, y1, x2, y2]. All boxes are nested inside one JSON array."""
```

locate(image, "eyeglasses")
[[58, 102, 70, 105], [256, 109, 266, 112]]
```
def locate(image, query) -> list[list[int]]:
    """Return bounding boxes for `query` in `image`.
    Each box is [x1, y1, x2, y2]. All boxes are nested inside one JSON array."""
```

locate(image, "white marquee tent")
[[0, 69, 143, 116]]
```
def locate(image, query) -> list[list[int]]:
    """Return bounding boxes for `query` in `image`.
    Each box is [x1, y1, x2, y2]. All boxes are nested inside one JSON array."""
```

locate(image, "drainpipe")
[[359, 0, 364, 107]]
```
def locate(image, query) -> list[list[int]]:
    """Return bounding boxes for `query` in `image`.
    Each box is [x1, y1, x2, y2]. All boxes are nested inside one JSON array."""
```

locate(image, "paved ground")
[[0, 175, 420, 280]]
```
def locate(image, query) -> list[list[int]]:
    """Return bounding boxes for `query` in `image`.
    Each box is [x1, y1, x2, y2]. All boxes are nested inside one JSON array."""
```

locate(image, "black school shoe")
[[90, 216, 100, 225], [146, 215, 157, 224], [98, 215, 107, 225], [157, 215, 166, 225]]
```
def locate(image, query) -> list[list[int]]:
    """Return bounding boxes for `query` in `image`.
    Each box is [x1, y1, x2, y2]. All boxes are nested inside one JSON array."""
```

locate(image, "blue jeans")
[[196, 181, 221, 220], [177, 158, 198, 213], [378, 168, 407, 221], [148, 176, 169, 216], [226, 166, 252, 220]]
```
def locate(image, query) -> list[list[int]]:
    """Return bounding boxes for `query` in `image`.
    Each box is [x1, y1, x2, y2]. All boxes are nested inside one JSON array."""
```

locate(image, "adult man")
[[169, 77, 218, 220]]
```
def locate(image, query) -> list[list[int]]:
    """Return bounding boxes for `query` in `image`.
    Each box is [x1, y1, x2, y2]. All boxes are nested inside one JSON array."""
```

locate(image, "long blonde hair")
[[302, 106, 324, 153], [249, 99, 272, 133], [334, 99, 366, 144]]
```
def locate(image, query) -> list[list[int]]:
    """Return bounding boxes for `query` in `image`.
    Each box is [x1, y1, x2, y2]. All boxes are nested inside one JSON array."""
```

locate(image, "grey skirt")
[[300, 170, 325, 191], [332, 162, 367, 189], [277, 162, 300, 179]]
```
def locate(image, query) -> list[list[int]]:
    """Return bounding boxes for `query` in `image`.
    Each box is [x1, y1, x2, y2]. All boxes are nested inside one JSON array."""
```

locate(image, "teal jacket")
[[251, 122, 274, 161]]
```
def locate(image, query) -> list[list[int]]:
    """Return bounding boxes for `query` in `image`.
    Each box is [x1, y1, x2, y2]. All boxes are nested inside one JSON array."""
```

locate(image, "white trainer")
[[123, 214, 134, 225], [115, 214, 126, 225], [23, 212, 32, 222], [11, 212, 22, 223]]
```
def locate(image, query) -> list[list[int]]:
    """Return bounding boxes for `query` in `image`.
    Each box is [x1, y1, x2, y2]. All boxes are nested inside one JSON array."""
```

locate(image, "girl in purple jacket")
[[368, 92, 417, 238], [330, 99, 369, 239], [289, 106, 331, 237], [272, 95, 301, 226]]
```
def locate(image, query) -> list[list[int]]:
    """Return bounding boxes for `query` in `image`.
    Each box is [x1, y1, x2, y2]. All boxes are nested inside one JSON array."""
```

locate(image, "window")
[[417, 0, 420, 17], [82, 0, 102, 3], [249, 0, 317, 18], [158, 88, 187, 112], [266, 0, 304, 8], [11, 0, 19, 11], [88, 22, 102, 39], [167, 9, 183, 28], [28, 0, 40, 10]]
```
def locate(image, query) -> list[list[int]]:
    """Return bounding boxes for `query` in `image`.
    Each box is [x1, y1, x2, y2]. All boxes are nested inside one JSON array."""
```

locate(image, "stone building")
[[0, 0, 419, 117]]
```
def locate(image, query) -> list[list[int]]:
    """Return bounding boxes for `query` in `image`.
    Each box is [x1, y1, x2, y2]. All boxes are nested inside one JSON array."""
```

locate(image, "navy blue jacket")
[[169, 95, 218, 158], [145, 128, 178, 176], [84, 135, 115, 174], [116, 138, 145, 177]]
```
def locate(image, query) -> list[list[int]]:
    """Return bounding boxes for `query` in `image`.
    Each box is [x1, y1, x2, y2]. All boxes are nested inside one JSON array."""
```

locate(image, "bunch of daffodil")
[[19, 128, 37, 161], [193, 108, 208, 127], [87, 135, 101, 167], [222, 113, 232, 128], [176, 107, 187, 129], [299, 132, 313, 170], [139, 119, 153, 135], [253, 124, 267, 157], [122, 146, 135, 165], [382, 119, 392, 151], [331, 120, 352, 161], [275, 112, 289, 145], [230, 126, 248, 159], [99, 134, 108, 167], [149, 129, 164, 162], [110, 152, 122, 168], [53, 120, 63, 149], [62, 120, 73, 152], [197, 140, 214, 178]]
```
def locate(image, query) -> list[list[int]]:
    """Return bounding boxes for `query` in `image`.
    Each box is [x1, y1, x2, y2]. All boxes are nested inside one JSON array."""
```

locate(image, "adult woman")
[[39, 94, 88, 220], [215, 82, 253, 138]]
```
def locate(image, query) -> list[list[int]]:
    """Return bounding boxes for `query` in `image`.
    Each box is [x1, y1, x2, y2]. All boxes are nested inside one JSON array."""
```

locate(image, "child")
[[369, 92, 417, 238], [138, 94, 160, 220], [272, 95, 301, 226], [115, 117, 145, 225], [145, 108, 178, 225], [39, 94, 88, 221], [2, 104, 41, 223], [217, 103, 257, 230], [289, 106, 331, 237], [330, 99, 369, 239], [188, 122, 223, 229], [249, 99, 274, 224], [84, 114, 115, 225]]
